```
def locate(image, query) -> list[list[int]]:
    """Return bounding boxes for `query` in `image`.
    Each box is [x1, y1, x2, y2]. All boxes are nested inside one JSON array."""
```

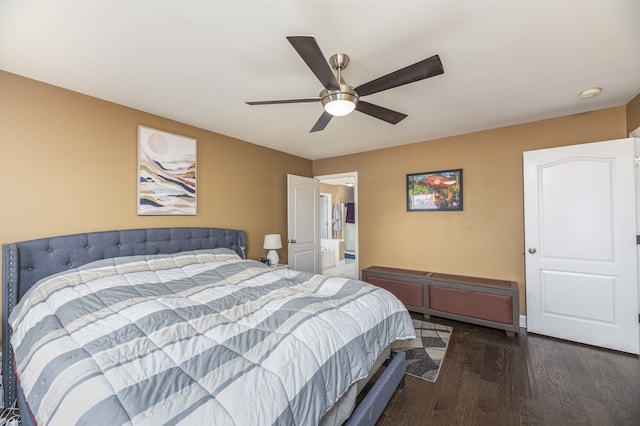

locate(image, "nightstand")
[[253, 259, 288, 270]]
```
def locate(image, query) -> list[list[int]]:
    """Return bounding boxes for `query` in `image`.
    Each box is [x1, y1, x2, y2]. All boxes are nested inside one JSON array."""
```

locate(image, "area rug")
[[0, 407, 19, 426], [0, 353, 20, 426], [391, 319, 453, 382]]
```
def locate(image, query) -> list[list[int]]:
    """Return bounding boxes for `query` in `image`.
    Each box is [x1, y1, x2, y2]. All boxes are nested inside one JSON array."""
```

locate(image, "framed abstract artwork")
[[137, 125, 197, 215], [406, 169, 463, 211]]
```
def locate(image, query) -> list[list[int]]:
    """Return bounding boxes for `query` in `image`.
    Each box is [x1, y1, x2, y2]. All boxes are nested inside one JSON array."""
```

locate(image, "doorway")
[[315, 172, 358, 279]]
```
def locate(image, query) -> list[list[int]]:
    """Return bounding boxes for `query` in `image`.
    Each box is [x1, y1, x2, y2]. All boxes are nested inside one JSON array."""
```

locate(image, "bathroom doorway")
[[315, 172, 358, 279]]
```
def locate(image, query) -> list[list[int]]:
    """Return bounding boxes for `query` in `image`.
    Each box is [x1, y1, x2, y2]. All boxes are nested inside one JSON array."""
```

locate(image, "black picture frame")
[[406, 169, 463, 211]]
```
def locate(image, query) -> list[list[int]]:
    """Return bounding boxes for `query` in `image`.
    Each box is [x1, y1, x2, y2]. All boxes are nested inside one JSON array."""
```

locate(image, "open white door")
[[287, 174, 321, 273], [524, 138, 639, 354]]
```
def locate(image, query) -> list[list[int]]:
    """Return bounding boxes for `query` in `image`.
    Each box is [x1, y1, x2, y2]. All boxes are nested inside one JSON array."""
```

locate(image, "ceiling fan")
[[246, 36, 444, 132]]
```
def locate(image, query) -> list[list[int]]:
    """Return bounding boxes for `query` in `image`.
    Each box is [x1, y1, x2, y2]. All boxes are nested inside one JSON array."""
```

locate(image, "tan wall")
[[320, 183, 354, 205], [313, 107, 628, 314], [0, 70, 311, 263], [627, 93, 640, 135]]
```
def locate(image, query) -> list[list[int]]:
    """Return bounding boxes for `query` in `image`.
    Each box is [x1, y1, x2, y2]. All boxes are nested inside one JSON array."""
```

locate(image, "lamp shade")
[[263, 234, 282, 250]]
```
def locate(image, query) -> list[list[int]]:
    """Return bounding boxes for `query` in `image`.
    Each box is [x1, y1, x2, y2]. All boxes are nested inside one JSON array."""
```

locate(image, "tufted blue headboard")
[[1, 227, 247, 408]]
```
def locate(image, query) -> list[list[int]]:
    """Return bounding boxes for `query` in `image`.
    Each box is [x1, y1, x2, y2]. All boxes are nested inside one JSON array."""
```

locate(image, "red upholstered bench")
[[362, 267, 519, 337], [361, 266, 429, 314]]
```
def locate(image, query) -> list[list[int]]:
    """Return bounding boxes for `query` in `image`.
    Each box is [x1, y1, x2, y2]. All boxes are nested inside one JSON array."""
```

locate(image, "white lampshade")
[[263, 234, 282, 249], [263, 234, 282, 267]]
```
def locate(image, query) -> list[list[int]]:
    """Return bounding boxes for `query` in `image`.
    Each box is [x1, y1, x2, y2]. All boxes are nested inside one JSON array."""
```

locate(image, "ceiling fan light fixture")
[[247, 37, 444, 132], [579, 87, 602, 99], [321, 87, 358, 116], [325, 99, 356, 116]]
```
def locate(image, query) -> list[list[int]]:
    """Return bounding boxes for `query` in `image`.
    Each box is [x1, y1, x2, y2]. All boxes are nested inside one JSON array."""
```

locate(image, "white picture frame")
[[137, 125, 197, 215]]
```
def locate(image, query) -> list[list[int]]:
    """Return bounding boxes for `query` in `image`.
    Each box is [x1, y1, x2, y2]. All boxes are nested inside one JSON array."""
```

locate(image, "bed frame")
[[2, 227, 404, 425]]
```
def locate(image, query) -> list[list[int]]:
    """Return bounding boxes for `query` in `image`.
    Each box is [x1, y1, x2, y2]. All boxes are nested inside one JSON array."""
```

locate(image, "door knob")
[[528, 247, 537, 254], [287, 239, 296, 244]]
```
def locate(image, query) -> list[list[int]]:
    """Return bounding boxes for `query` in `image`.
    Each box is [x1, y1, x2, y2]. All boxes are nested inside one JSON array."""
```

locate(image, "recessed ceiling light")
[[579, 87, 602, 99]]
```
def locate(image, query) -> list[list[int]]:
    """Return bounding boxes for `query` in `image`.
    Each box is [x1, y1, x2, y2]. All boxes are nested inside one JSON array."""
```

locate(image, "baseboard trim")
[[519, 315, 527, 329]]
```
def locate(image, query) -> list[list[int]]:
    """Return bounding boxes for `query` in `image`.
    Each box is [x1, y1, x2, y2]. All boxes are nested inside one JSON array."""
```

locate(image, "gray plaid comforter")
[[10, 249, 415, 425]]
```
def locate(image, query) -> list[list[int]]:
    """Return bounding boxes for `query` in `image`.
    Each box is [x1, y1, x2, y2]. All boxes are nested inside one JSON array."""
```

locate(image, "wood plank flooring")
[[377, 315, 640, 426]]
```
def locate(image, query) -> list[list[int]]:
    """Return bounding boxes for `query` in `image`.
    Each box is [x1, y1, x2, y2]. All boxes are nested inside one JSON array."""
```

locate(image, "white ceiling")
[[1, 1, 639, 160]]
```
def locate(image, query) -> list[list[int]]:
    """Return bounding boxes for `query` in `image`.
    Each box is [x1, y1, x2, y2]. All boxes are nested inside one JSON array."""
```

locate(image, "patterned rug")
[[0, 356, 20, 426], [391, 319, 453, 382], [0, 407, 19, 426]]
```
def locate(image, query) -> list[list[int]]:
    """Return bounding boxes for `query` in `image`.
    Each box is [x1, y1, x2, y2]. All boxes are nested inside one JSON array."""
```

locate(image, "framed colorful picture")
[[137, 125, 197, 215], [406, 169, 463, 211]]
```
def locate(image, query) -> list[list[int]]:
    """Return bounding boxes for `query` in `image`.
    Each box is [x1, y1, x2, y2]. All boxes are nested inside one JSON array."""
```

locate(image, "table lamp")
[[263, 234, 282, 267]]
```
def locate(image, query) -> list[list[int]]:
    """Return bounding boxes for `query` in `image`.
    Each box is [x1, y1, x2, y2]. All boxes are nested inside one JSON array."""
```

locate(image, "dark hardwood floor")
[[377, 315, 640, 426]]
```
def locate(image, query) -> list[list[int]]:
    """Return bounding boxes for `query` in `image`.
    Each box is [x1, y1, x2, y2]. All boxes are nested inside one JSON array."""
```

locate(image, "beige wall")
[[320, 183, 354, 205], [627, 93, 640, 135], [0, 70, 311, 262], [313, 107, 628, 313]]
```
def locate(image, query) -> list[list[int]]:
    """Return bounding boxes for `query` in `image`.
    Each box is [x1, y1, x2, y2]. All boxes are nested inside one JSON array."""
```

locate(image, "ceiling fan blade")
[[310, 111, 333, 132], [355, 54, 444, 97], [355, 101, 408, 124], [246, 98, 319, 105], [287, 36, 340, 90]]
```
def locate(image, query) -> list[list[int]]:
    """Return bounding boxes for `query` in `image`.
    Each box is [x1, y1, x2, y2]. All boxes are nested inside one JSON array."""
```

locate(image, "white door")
[[287, 174, 321, 273], [524, 138, 639, 354]]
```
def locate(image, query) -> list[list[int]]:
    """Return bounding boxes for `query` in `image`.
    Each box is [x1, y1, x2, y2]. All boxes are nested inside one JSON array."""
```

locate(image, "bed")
[[2, 227, 414, 425]]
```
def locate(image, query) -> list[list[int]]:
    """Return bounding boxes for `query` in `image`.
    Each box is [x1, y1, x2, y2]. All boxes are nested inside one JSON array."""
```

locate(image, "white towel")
[[332, 204, 341, 236]]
